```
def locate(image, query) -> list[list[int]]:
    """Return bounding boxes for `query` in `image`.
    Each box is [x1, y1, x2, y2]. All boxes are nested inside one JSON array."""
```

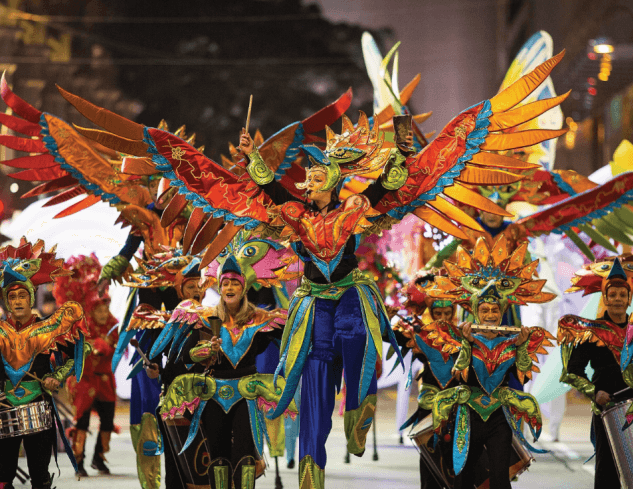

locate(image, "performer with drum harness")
[[558, 255, 633, 488], [423, 236, 556, 489], [0, 239, 90, 489], [157, 249, 298, 489], [392, 272, 458, 489]]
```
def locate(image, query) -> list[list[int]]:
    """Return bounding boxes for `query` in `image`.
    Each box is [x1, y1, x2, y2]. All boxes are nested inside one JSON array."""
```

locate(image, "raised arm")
[[240, 131, 300, 205]]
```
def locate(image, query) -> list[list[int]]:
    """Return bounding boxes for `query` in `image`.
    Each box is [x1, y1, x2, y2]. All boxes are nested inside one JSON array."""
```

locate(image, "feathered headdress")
[[427, 235, 556, 323], [297, 112, 392, 192], [566, 254, 633, 297], [123, 247, 202, 299], [205, 229, 301, 296], [51, 254, 118, 327], [0, 237, 71, 312]]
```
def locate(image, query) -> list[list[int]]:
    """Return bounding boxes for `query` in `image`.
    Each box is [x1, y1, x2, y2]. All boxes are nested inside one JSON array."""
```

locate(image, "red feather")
[[1, 154, 56, 169], [0, 135, 47, 153], [302, 88, 353, 133], [9, 166, 69, 181], [42, 186, 87, 207], [22, 175, 78, 198], [53, 194, 101, 218], [0, 75, 42, 123], [0, 113, 42, 136]]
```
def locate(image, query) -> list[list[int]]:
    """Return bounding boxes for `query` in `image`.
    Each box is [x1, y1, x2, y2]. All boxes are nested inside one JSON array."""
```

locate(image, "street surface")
[[12, 389, 596, 488]]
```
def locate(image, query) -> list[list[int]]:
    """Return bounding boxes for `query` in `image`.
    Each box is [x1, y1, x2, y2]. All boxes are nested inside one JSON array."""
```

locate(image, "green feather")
[[598, 215, 633, 245], [565, 228, 595, 261], [578, 224, 618, 253]]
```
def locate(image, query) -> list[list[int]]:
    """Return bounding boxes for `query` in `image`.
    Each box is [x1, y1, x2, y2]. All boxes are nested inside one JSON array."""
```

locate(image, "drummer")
[[559, 256, 633, 488], [392, 273, 457, 489], [0, 240, 89, 489]]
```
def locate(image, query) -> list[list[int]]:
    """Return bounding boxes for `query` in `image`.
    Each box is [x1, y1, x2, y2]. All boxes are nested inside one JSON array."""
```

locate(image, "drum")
[[0, 400, 53, 439], [600, 399, 633, 486], [164, 415, 213, 489], [410, 414, 534, 489]]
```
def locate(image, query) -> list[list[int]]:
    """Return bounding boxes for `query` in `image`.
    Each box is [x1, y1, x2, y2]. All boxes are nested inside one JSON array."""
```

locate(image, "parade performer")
[[137, 233, 298, 489], [0, 238, 89, 488], [0, 77, 194, 489], [50, 49, 569, 488], [52, 254, 119, 477], [558, 255, 633, 488], [119, 249, 206, 489], [158, 249, 298, 489], [425, 236, 556, 489], [392, 273, 458, 489]]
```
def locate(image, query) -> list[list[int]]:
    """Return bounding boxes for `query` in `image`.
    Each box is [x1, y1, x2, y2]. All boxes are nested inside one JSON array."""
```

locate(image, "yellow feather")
[[443, 183, 513, 217], [488, 91, 571, 131], [468, 151, 540, 170], [428, 195, 484, 232], [481, 129, 568, 151], [489, 50, 565, 113], [457, 166, 525, 185]]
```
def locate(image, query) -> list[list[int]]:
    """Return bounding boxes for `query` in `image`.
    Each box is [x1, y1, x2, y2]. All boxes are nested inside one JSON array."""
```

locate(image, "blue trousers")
[[299, 288, 378, 470]]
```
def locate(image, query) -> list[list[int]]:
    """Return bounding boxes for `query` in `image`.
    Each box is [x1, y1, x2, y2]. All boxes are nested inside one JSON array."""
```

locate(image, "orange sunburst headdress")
[[427, 235, 556, 323], [0, 238, 72, 313]]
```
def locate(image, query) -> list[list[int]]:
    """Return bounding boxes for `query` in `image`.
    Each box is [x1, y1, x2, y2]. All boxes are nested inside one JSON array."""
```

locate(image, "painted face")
[[7, 287, 32, 323], [92, 302, 110, 326], [304, 169, 331, 202], [461, 272, 521, 324], [477, 302, 502, 326], [148, 178, 160, 203], [431, 306, 454, 322], [479, 210, 505, 229], [182, 279, 202, 302], [604, 286, 631, 319], [220, 278, 244, 309]]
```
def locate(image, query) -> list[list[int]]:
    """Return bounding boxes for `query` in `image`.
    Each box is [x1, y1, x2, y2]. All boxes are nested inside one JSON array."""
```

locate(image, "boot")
[[298, 455, 324, 489], [72, 429, 89, 478], [76, 460, 89, 478], [235, 456, 256, 489], [209, 458, 232, 489], [91, 431, 112, 475]]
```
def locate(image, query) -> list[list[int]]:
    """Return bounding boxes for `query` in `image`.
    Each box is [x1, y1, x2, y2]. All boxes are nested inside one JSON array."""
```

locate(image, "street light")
[[594, 42, 614, 54]]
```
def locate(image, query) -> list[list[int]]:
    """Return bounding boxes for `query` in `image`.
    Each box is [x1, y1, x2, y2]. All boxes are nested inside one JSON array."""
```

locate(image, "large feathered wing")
[[0, 74, 152, 218], [366, 51, 569, 239], [56, 86, 354, 264], [517, 172, 633, 260]]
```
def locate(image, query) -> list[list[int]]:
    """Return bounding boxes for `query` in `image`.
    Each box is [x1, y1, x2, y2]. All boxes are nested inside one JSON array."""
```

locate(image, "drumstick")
[[245, 94, 253, 135], [130, 338, 152, 367], [614, 387, 631, 397], [23, 370, 44, 383]]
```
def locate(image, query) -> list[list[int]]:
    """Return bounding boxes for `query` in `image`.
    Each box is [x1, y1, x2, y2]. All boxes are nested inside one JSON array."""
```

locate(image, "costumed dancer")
[[51, 50, 570, 489], [0, 238, 90, 488], [143, 232, 299, 489], [238, 121, 413, 486], [392, 273, 458, 489], [119, 249, 205, 489], [0, 77, 197, 489], [52, 254, 119, 477], [558, 255, 633, 488], [158, 248, 298, 489], [425, 236, 556, 489]]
